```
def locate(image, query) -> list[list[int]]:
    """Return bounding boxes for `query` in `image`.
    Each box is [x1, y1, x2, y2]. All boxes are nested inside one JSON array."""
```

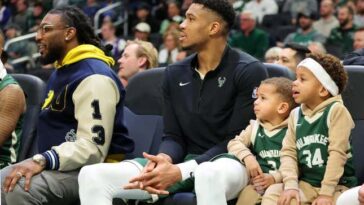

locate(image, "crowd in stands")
[[0, 0, 363, 80]]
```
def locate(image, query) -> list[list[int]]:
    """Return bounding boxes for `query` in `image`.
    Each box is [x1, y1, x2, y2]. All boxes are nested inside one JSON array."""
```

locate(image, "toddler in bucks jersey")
[[262, 53, 357, 205], [228, 77, 297, 205]]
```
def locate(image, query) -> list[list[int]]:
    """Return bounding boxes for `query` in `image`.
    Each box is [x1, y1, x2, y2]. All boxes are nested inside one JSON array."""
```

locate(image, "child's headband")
[[297, 58, 339, 96]]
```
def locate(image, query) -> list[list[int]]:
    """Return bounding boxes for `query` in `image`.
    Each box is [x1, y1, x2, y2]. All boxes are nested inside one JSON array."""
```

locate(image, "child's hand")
[[252, 173, 275, 192], [243, 155, 263, 178], [278, 189, 300, 205], [359, 184, 364, 205], [312, 195, 333, 205]]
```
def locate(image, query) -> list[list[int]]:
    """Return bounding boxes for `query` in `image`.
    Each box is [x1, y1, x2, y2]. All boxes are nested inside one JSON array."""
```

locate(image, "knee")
[[78, 164, 103, 186], [194, 162, 219, 184], [4, 185, 29, 205]]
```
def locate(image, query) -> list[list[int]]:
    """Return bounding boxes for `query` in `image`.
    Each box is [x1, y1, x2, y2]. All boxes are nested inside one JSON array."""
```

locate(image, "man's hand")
[[3, 159, 44, 192], [243, 155, 263, 178], [252, 173, 275, 193], [312, 195, 333, 205], [125, 152, 181, 195], [359, 184, 364, 205], [123, 159, 157, 190], [278, 189, 300, 205]]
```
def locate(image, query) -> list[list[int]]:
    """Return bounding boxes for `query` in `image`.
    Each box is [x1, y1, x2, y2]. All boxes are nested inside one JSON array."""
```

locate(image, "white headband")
[[297, 58, 339, 96], [0, 60, 7, 80]]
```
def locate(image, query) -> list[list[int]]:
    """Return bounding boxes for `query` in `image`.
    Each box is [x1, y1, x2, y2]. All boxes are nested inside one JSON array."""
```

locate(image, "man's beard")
[[339, 18, 349, 28], [40, 45, 62, 65]]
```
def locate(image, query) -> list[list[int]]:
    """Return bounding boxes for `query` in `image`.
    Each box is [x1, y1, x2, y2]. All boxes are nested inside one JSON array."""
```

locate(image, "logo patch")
[[252, 87, 258, 98], [179, 82, 190, 86], [218, 77, 226, 88], [65, 129, 77, 142]]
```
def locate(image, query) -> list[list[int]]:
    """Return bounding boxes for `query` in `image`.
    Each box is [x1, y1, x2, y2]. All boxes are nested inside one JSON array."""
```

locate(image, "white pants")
[[336, 186, 360, 205], [78, 158, 248, 205]]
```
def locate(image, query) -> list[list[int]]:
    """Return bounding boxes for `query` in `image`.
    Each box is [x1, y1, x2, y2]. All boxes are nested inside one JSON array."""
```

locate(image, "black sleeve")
[[194, 61, 268, 163], [158, 68, 187, 163]]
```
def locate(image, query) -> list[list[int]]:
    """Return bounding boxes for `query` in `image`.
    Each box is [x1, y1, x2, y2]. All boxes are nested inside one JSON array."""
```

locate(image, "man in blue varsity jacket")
[[1, 6, 133, 205], [78, 1, 267, 205]]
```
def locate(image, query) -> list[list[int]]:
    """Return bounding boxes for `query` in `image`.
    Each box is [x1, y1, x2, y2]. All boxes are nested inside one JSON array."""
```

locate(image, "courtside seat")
[[264, 63, 295, 79], [11, 74, 46, 161], [342, 65, 364, 184]]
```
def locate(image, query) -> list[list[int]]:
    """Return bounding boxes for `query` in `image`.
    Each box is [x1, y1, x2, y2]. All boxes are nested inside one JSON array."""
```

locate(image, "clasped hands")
[[123, 152, 182, 195]]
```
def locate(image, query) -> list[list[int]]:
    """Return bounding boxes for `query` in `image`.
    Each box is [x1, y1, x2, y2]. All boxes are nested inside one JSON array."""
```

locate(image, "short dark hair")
[[261, 77, 297, 110], [285, 42, 310, 64], [192, 0, 235, 33]]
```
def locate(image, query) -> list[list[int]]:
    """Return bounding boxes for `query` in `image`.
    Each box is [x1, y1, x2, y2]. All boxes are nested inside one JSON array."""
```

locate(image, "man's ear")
[[65, 27, 76, 41], [137, 56, 148, 68], [209, 21, 222, 36]]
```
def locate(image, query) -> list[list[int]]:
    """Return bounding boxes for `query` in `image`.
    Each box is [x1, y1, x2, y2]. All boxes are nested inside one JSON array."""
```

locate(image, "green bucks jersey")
[[0, 75, 23, 169], [295, 102, 357, 187], [251, 121, 287, 173]]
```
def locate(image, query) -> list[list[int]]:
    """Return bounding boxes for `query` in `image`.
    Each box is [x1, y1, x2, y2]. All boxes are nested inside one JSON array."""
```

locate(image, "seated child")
[[228, 77, 296, 205], [262, 53, 357, 205]]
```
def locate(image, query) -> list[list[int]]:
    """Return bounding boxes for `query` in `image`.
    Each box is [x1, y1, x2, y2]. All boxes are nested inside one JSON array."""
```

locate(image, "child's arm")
[[227, 120, 254, 162], [228, 120, 263, 177], [280, 111, 299, 191], [319, 104, 354, 197]]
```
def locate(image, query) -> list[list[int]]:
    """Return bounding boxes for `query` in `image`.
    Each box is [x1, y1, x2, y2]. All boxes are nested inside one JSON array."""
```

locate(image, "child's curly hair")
[[307, 53, 348, 94]]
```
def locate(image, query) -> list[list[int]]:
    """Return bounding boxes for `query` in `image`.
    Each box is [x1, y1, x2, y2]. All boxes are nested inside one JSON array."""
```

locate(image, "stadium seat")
[[123, 106, 163, 159], [342, 65, 364, 184], [264, 63, 295, 80], [11, 74, 46, 161], [125, 67, 165, 116]]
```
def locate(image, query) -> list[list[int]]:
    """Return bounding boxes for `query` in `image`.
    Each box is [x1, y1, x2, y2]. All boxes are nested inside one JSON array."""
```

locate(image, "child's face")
[[254, 84, 282, 123], [292, 67, 324, 109]]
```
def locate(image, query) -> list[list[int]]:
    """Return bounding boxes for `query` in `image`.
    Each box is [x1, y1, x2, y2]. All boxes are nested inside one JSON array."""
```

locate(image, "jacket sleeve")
[[280, 109, 300, 190], [319, 104, 354, 196], [227, 122, 254, 162], [43, 75, 120, 171]]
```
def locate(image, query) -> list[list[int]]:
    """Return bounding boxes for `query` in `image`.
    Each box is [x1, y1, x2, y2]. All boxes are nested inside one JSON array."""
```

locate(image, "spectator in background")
[[353, 27, 364, 50], [27, 1, 46, 33], [101, 21, 126, 63], [159, 0, 183, 34], [313, 0, 339, 38], [134, 22, 151, 42], [326, 5, 357, 58], [276, 42, 310, 73], [118, 40, 158, 87], [12, 0, 30, 34], [0, 30, 25, 169], [343, 28, 364, 65], [282, 0, 318, 24], [243, 0, 278, 24], [354, 0, 364, 27], [4, 23, 32, 73], [308, 41, 327, 54], [284, 11, 326, 47], [264, 47, 282, 63], [229, 10, 269, 60], [159, 30, 180, 66], [82, 0, 100, 24], [130, 2, 159, 34], [0, 0, 11, 30]]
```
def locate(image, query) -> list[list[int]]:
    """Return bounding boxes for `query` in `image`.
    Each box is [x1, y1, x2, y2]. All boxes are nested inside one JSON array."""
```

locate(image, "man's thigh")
[[2, 165, 79, 205]]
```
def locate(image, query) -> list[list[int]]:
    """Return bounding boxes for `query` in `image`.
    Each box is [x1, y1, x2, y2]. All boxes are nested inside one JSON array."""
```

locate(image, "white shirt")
[[244, 0, 278, 23]]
